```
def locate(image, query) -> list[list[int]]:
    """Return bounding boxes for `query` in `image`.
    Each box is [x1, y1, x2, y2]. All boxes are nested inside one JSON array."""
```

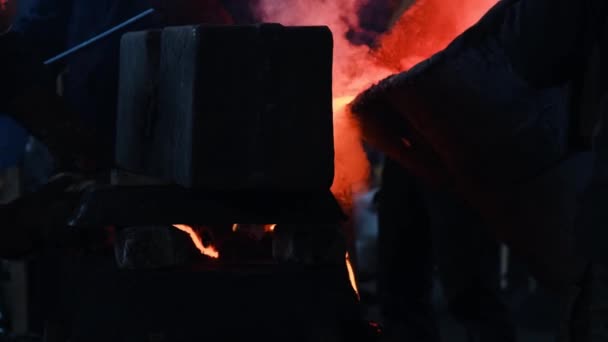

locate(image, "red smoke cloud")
[[255, 0, 497, 206], [376, 0, 498, 70]]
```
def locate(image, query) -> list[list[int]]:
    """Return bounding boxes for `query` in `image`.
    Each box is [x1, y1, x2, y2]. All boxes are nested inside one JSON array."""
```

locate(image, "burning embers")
[[231, 224, 277, 234], [172, 224, 361, 298], [171, 224, 277, 260], [172, 224, 220, 259]]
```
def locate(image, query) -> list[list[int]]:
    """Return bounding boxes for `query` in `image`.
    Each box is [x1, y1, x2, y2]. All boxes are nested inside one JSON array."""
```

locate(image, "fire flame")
[[175, 222, 359, 297], [345, 252, 360, 300], [231, 224, 277, 233], [264, 224, 277, 233], [173, 224, 220, 259]]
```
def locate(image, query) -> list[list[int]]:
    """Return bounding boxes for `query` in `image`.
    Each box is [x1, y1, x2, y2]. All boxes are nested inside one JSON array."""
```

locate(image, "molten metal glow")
[[256, 0, 497, 209], [331, 95, 369, 209], [264, 224, 277, 233], [232, 224, 276, 234], [332, 95, 356, 111], [375, 0, 497, 70], [345, 252, 360, 300], [256, 0, 383, 210], [173, 224, 220, 259]]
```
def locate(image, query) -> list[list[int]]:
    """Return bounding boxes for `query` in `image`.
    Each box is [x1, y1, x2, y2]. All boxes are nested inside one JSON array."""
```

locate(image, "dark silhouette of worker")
[[377, 159, 517, 342], [353, 1, 516, 340], [352, 0, 608, 341], [0, 1, 234, 338], [5, 0, 230, 162], [0, 0, 234, 259]]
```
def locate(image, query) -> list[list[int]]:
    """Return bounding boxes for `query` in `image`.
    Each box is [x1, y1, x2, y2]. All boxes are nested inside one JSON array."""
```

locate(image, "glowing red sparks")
[[173, 224, 219, 259]]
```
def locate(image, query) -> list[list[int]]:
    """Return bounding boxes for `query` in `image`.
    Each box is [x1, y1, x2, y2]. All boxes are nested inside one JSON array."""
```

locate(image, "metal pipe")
[[44, 8, 156, 65]]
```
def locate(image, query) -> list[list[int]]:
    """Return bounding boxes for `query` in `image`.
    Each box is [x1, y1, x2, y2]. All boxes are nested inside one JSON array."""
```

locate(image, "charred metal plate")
[[116, 24, 334, 191], [68, 185, 345, 227]]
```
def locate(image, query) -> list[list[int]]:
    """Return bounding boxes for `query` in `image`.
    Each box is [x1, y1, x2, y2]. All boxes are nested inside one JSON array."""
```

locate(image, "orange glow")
[[345, 252, 360, 300], [257, 0, 497, 210], [264, 224, 277, 233], [332, 95, 355, 111], [173, 224, 220, 259], [375, 0, 497, 70], [256, 0, 384, 210], [231, 224, 276, 234], [331, 95, 370, 210]]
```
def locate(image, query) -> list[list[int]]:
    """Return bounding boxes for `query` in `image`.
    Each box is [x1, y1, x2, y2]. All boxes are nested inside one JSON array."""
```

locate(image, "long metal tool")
[[44, 8, 156, 65]]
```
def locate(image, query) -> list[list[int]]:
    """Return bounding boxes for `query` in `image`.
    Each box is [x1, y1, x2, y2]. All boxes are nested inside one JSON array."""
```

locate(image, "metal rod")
[[44, 8, 156, 65]]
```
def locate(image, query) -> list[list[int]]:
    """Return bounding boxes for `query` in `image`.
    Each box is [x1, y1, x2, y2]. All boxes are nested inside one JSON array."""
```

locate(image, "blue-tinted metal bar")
[[44, 8, 156, 65]]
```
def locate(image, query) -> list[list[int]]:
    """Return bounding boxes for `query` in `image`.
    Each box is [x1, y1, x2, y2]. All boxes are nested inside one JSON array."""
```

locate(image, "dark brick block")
[[116, 30, 163, 176], [116, 24, 335, 191]]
